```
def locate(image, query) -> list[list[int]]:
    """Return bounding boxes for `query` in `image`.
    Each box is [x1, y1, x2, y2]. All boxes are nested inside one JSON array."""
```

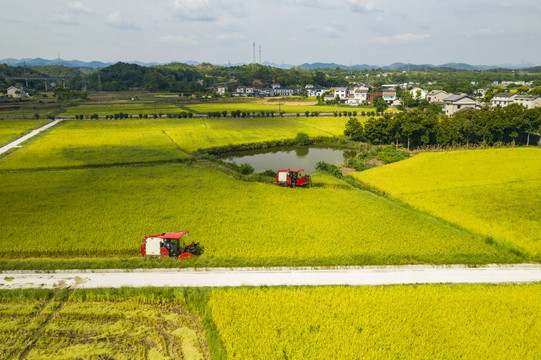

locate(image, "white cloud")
[[107, 12, 139, 30], [346, 0, 379, 13], [374, 33, 430, 45], [52, 13, 78, 25], [68, 1, 93, 15], [172, 0, 217, 21], [325, 26, 343, 38]]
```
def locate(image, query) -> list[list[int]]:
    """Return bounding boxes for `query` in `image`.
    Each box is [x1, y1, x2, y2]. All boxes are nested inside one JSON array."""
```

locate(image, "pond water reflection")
[[219, 146, 356, 173]]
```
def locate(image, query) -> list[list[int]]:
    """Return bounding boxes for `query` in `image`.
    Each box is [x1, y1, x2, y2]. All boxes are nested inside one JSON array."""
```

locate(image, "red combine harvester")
[[141, 231, 203, 260], [275, 169, 311, 187]]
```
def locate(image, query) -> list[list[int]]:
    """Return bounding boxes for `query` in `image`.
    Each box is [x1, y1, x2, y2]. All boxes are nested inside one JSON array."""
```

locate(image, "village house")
[[443, 94, 482, 116], [512, 95, 541, 109], [273, 87, 299, 96], [368, 92, 383, 104], [382, 88, 397, 105], [491, 93, 516, 107], [307, 88, 330, 97], [345, 85, 369, 105], [427, 90, 451, 104], [334, 87, 348, 99], [475, 87, 489, 98], [234, 86, 256, 97], [408, 87, 427, 100], [215, 85, 228, 95], [7, 86, 29, 98]]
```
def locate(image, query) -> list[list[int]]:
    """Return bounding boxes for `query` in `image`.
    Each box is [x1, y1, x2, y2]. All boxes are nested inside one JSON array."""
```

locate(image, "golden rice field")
[[0, 163, 518, 265], [0, 119, 49, 146], [183, 102, 376, 114], [3, 285, 540, 359], [0, 288, 209, 359], [210, 284, 541, 360], [350, 147, 541, 259], [0, 117, 348, 170], [60, 103, 185, 116]]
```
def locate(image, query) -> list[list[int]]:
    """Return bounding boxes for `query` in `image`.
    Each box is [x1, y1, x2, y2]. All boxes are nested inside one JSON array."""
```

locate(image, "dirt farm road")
[[1, 264, 541, 289], [0, 119, 63, 155]]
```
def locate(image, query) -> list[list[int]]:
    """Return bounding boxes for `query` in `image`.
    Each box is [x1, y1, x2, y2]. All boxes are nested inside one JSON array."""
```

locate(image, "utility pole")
[[97, 68, 103, 105], [252, 42, 256, 70]]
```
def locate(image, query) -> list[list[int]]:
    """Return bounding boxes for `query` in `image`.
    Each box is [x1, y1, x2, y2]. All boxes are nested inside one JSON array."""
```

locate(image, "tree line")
[[344, 104, 541, 149], [2, 61, 541, 97]]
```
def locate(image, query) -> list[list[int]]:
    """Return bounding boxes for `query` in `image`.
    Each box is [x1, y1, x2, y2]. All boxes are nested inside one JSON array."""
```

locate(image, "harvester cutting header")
[[141, 231, 203, 259]]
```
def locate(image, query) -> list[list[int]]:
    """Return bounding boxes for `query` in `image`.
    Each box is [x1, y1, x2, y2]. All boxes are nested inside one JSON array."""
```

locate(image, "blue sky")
[[1, 0, 540, 65]]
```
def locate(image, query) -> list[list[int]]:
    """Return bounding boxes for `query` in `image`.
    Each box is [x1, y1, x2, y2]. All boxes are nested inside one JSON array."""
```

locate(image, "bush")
[[376, 147, 410, 164], [295, 132, 312, 145], [316, 161, 342, 178], [259, 169, 277, 177], [239, 163, 255, 175]]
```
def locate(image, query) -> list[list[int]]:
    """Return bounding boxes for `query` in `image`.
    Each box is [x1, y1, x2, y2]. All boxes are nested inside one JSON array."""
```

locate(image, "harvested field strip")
[[0, 288, 210, 360]]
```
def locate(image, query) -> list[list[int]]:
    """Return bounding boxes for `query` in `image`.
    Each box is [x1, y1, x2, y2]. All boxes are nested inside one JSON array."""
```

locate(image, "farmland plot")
[[0, 163, 520, 265], [350, 148, 541, 259], [0, 119, 50, 146], [0, 117, 338, 170], [0, 119, 200, 169], [0, 288, 209, 359], [210, 284, 541, 360], [183, 102, 378, 115]]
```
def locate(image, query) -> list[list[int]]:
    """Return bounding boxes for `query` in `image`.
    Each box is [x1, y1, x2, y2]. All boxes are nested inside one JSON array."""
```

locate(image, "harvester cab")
[[276, 169, 311, 187], [141, 231, 203, 260]]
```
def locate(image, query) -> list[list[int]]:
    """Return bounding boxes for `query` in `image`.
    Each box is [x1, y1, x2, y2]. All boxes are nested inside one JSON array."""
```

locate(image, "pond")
[[219, 146, 357, 173]]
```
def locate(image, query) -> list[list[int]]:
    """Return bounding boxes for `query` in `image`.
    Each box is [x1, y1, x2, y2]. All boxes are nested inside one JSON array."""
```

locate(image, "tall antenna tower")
[[97, 68, 103, 105], [252, 42, 256, 64], [259, 46, 262, 64]]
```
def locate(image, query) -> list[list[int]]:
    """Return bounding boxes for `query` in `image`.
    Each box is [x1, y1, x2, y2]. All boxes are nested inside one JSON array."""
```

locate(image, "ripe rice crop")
[[210, 284, 541, 360], [0, 119, 49, 146], [183, 103, 377, 114], [167, 117, 339, 153], [0, 117, 341, 170], [60, 104, 184, 116], [0, 163, 520, 265], [0, 118, 200, 169], [350, 148, 541, 259]]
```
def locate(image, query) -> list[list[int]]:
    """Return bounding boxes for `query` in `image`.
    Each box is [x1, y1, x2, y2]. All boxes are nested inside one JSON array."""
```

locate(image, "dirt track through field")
[[2, 264, 540, 289]]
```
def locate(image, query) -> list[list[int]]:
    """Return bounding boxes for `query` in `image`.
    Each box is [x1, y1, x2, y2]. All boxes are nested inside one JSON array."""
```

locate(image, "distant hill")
[[299, 62, 378, 70], [1, 58, 538, 71], [0, 58, 112, 69]]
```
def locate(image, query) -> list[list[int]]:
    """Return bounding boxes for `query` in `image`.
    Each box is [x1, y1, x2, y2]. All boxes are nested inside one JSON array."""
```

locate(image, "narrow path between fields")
[[1, 264, 540, 289], [0, 119, 64, 155]]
